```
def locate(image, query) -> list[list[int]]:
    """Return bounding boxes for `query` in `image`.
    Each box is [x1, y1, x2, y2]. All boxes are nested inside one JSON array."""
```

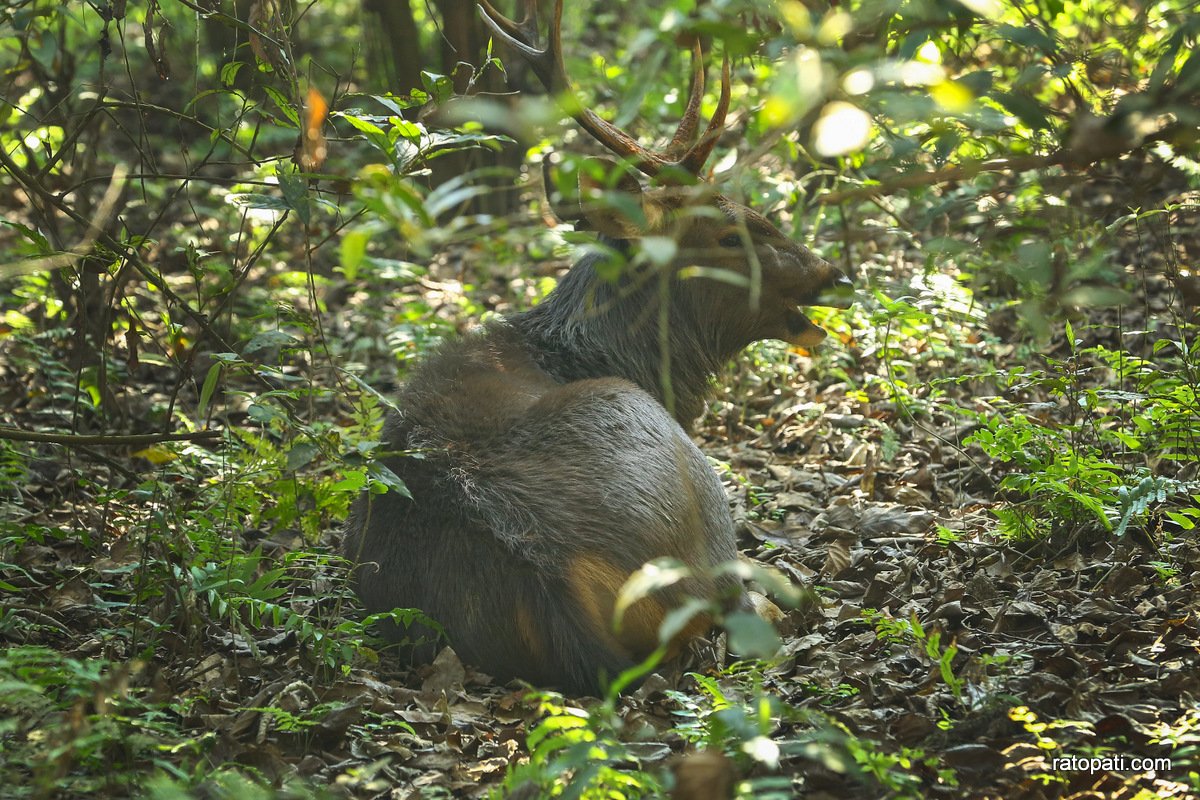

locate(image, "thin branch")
[[99, 100, 260, 160], [820, 114, 1190, 205], [0, 143, 273, 378], [0, 427, 222, 446], [819, 154, 1057, 205]]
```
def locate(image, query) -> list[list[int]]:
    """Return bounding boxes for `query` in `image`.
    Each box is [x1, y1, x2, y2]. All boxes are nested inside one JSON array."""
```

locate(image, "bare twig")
[[820, 114, 1191, 205], [0, 427, 222, 446], [819, 154, 1057, 205]]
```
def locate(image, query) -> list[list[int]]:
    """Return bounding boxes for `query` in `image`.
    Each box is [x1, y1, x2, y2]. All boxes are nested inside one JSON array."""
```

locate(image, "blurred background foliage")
[[2, 0, 1196, 353]]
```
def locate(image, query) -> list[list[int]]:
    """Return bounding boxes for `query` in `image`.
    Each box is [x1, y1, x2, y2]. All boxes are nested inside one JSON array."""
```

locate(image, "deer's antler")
[[478, 0, 730, 181]]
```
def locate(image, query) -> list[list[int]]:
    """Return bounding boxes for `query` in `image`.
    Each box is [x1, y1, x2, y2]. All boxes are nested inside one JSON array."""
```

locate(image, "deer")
[[341, 0, 852, 696]]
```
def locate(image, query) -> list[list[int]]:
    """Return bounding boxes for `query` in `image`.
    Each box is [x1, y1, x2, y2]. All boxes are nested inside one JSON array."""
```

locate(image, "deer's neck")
[[507, 249, 737, 428]]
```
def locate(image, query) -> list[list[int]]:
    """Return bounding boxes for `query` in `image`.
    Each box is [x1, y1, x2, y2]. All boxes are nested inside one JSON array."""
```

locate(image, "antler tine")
[[479, 1, 730, 181], [677, 54, 730, 177], [478, 0, 557, 90], [544, 0, 667, 172], [664, 41, 705, 159], [477, 0, 536, 45], [480, 0, 663, 175]]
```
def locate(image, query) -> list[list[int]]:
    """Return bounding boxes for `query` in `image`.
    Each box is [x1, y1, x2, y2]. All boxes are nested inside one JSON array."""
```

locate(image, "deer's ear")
[[577, 157, 649, 239]]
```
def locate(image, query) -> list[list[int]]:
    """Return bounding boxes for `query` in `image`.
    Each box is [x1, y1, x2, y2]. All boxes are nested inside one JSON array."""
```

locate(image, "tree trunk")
[[362, 0, 423, 94]]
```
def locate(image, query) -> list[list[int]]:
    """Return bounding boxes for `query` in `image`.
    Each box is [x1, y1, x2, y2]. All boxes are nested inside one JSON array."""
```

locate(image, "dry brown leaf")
[[821, 534, 854, 578]]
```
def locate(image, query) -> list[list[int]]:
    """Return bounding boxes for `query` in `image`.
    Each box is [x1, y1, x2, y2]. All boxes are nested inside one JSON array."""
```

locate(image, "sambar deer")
[[343, 0, 851, 695]]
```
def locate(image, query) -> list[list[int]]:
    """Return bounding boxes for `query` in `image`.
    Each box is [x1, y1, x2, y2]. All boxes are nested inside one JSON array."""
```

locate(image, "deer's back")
[[342, 322, 740, 692]]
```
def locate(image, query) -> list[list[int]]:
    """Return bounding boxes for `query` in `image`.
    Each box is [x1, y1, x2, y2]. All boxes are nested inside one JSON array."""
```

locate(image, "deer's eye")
[[719, 233, 743, 248]]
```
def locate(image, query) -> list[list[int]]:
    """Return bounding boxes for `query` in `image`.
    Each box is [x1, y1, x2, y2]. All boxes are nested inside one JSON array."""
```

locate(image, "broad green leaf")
[[724, 611, 781, 659]]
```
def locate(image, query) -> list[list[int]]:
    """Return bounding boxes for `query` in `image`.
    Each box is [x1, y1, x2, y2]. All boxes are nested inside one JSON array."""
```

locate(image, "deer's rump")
[[342, 341, 742, 694]]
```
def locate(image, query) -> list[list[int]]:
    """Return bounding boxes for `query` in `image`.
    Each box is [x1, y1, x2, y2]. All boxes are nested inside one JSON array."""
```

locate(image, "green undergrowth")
[[497, 661, 957, 799], [960, 319, 1200, 545]]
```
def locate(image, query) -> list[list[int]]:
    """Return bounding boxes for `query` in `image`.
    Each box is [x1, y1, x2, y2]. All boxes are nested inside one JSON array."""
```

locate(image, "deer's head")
[[481, 0, 852, 349]]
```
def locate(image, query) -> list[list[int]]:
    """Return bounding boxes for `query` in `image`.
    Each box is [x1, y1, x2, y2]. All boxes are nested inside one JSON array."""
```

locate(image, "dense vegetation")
[[1, 0, 1198, 797]]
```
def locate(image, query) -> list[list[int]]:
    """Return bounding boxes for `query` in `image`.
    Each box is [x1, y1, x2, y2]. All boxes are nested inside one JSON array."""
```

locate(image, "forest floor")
[[2, 158, 1199, 799]]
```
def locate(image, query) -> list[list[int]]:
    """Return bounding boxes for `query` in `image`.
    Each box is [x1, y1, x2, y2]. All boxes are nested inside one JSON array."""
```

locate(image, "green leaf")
[[247, 402, 283, 424], [1176, 51, 1200, 93], [198, 362, 222, 420], [724, 611, 780, 659], [991, 91, 1050, 131], [370, 93, 421, 116], [996, 23, 1057, 56], [677, 266, 749, 288], [639, 237, 677, 266], [390, 118, 424, 142], [278, 171, 311, 224], [716, 560, 803, 608], [332, 469, 367, 493], [245, 329, 301, 355], [420, 71, 456, 104], [426, 181, 488, 218], [614, 558, 690, 629], [367, 461, 411, 498], [340, 113, 394, 156], [264, 86, 300, 128], [1148, 32, 1184, 91], [341, 114, 386, 137], [1, 220, 51, 254], [957, 69, 995, 95], [219, 61, 244, 87], [1165, 510, 1196, 530], [286, 441, 319, 471], [340, 230, 369, 281], [657, 597, 711, 644]]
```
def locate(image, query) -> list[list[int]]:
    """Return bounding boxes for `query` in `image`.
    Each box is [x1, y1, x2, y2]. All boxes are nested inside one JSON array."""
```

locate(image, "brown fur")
[[346, 1, 849, 693], [342, 166, 848, 695], [565, 553, 668, 658]]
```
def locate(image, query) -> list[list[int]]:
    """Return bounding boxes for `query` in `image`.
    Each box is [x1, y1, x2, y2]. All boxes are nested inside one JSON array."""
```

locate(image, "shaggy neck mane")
[[507, 245, 746, 428]]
